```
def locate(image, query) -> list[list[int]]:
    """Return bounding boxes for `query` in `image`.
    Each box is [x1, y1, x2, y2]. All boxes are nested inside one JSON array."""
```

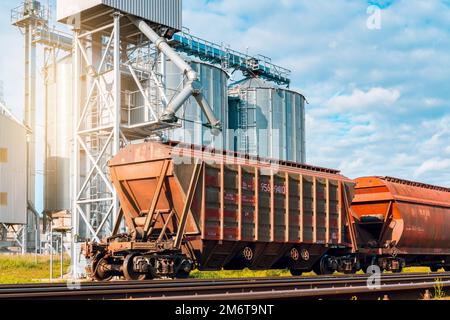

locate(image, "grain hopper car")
[[351, 176, 450, 272], [84, 141, 358, 280]]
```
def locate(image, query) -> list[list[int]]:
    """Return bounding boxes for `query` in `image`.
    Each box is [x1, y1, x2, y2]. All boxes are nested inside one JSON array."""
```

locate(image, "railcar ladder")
[[238, 97, 249, 154]]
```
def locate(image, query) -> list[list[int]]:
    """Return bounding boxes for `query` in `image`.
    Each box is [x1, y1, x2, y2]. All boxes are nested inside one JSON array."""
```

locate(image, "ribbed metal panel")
[[57, 0, 182, 31], [0, 114, 27, 225], [164, 60, 229, 150], [229, 78, 306, 163], [44, 56, 73, 213], [103, 0, 182, 30]]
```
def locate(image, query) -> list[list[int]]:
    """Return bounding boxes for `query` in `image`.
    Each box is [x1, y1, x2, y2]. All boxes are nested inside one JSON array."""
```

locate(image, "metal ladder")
[[238, 92, 249, 154]]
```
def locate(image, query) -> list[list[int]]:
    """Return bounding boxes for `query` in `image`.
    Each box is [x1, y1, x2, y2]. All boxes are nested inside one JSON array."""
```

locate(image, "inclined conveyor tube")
[[129, 16, 222, 130]]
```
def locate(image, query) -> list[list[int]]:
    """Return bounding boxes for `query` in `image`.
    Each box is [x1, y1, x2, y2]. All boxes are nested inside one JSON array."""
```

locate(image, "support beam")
[[112, 12, 122, 227], [143, 160, 170, 238], [174, 162, 203, 250], [71, 28, 81, 278], [342, 183, 358, 252], [112, 207, 124, 236]]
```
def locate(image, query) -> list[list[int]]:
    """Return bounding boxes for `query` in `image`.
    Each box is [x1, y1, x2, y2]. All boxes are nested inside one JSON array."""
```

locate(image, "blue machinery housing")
[[171, 32, 291, 87]]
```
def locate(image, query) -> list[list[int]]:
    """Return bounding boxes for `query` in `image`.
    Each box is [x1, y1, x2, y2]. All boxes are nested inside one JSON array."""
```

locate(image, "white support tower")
[[56, 0, 225, 277], [57, 0, 181, 277]]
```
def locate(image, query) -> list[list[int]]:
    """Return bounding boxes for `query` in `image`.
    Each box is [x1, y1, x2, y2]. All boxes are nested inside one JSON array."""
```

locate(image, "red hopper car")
[[85, 141, 358, 280]]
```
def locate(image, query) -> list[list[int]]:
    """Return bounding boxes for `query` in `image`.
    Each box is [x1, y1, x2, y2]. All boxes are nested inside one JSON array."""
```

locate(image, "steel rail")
[[0, 272, 443, 289], [0, 272, 448, 300], [159, 280, 450, 301]]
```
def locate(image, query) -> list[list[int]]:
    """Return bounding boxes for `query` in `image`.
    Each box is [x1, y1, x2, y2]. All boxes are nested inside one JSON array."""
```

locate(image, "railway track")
[[0, 272, 449, 300]]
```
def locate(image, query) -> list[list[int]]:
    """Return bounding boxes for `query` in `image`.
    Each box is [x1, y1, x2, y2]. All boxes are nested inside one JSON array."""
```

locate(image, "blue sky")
[[1, 0, 449, 212]]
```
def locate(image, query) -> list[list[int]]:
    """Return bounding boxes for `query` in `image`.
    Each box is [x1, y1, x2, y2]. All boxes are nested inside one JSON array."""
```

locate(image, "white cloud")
[[326, 87, 401, 112], [424, 98, 444, 107], [1, 0, 449, 195], [414, 158, 450, 177]]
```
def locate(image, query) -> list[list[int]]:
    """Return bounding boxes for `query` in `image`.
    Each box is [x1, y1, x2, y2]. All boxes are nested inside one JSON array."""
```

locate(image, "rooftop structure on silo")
[[57, 0, 182, 38]]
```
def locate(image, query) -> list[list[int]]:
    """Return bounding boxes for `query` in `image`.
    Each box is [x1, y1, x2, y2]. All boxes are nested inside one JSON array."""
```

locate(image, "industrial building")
[[0, 110, 27, 252], [2, 0, 306, 277]]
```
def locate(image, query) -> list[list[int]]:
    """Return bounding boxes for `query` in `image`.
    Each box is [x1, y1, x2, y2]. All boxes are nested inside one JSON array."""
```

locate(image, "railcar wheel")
[[290, 269, 303, 276], [175, 258, 193, 279], [91, 255, 113, 282], [313, 256, 333, 275], [123, 253, 148, 281]]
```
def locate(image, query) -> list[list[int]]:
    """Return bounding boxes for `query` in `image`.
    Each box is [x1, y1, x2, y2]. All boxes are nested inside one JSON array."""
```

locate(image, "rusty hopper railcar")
[[352, 176, 450, 272], [85, 141, 356, 280]]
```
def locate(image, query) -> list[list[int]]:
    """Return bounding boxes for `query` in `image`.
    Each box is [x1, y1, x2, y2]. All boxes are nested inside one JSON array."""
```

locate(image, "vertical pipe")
[[299, 175, 303, 243], [254, 168, 259, 242], [112, 13, 121, 230], [35, 214, 38, 264], [313, 177, 317, 244], [24, 22, 36, 255], [50, 222, 53, 281], [60, 233, 63, 279], [270, 173, 275, 242], [71, 30, 81, 279], [326, 179, 330, 244], [337, 182, 342, 244], [237, 165, 242, 241], [301, 98, 306, 163]]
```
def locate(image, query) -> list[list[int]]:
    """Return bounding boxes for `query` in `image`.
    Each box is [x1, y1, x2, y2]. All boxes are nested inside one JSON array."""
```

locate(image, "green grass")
[[190, 268, 292, 279], [0, 254, 443, 284], [404, 267, 433, 273], [0, 254, 71, 284], [190, 266, 442, 279]]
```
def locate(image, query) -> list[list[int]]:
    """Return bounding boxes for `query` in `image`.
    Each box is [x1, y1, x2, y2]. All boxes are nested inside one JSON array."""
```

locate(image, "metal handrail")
[[172, 31, 291, 86]]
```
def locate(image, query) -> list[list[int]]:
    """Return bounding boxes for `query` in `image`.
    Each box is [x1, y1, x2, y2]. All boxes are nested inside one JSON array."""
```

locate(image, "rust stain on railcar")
[[352, 176, 450, 255], [107, 141, 355, 271]]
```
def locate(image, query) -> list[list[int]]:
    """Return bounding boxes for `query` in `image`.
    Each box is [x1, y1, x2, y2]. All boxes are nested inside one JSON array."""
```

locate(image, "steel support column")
[[23, 20, 36, 255], [71, 14, 124, 277], [112, 13, 121, 227], [71, 29, 81, 278]]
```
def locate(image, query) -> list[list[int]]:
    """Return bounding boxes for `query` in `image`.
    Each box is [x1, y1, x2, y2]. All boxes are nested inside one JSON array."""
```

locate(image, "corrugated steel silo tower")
[[0, 103, 28, 253], [10, 0, 50, 253], [11, 0, 74, 253], [228, 78, 306, 163], [57, 0, 223, 277]]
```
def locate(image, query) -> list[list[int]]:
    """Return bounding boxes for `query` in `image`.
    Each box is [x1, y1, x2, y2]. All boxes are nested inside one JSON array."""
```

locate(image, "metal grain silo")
[[163, 58, 229, 149], [44, 55, 73, 213], [228, 78, 306, 163], [0, 113, 27, 225]]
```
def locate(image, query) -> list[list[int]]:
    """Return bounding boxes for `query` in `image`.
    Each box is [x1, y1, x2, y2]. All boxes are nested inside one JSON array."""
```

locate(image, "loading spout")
[[129, 16, 222, 130]]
